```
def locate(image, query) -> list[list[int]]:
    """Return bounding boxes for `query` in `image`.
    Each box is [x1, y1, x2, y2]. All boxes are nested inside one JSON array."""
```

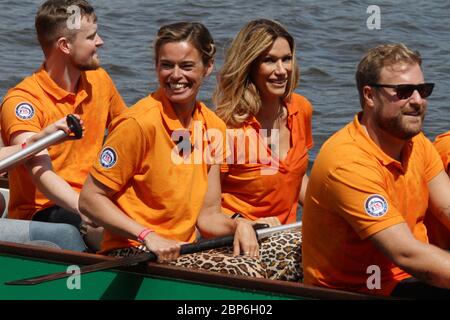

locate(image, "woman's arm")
[[196, 164, 259, 257], [79, 175, 181, 262]]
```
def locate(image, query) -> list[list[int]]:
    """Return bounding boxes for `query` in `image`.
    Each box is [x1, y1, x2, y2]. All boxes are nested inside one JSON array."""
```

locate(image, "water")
[[0, 0, 449, 162]]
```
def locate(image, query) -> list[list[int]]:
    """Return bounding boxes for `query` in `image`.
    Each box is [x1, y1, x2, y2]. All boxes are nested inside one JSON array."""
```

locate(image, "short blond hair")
[[356, 43, 422, 107], [35, 0, 96, 55]]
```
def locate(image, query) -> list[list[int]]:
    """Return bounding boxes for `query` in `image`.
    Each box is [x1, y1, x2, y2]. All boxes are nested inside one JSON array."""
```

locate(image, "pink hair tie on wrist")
[[137, 228, 154, 243]]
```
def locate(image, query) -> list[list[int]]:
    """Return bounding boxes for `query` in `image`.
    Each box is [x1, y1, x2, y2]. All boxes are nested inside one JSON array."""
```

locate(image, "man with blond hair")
[[0, 0, 127, 250], [302, 43, 450, 298]]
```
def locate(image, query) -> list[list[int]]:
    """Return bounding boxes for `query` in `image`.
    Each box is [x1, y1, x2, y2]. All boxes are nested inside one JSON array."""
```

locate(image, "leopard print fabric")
[[173, 248, 265, 278], [260, 229, 302, 281], [108, 244, 266, 278], [107, 228, 302, 281]]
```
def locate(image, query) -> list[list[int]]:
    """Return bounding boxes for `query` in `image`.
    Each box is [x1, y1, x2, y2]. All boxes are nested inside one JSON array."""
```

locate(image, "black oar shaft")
[[178, 223, 269, 255]]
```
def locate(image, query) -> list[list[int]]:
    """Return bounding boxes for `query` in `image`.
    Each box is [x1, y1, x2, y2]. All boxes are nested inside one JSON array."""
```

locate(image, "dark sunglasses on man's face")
[[370, 83, 435, 100]]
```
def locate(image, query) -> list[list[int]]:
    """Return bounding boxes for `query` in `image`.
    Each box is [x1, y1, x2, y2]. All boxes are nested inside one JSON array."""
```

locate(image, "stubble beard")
[[375, 107, 425, 140], [71, 55, 101, 71]]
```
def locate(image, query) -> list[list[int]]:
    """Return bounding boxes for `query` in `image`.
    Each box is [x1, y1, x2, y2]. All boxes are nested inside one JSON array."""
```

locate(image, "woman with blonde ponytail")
[[214, 19, 313, 281]]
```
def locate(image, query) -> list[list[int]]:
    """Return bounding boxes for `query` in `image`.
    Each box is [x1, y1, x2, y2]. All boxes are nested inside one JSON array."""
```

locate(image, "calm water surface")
[[0, 0, 449, 161]]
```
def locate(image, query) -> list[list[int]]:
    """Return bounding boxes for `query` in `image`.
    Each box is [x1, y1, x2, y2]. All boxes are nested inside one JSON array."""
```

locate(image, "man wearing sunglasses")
[[302, 43, 450, 298]]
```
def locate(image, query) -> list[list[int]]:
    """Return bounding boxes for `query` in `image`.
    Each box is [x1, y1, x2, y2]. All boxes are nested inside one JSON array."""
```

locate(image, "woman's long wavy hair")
[[214, 19, 299, 127]]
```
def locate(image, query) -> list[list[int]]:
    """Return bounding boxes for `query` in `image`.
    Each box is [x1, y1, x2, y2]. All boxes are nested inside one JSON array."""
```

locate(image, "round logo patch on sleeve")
[[15, 102, 35, 120], [99, 147, 117, 169], [364, 194, 388, 217]]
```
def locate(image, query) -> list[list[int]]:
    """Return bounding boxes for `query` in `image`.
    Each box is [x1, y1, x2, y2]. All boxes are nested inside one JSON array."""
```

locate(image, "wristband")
[[137, 228, 154, 243]]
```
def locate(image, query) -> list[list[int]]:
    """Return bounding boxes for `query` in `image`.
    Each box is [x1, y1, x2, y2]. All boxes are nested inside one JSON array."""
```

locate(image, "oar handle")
[[66, 114, 83, 139], [0, 114, 82, 172]]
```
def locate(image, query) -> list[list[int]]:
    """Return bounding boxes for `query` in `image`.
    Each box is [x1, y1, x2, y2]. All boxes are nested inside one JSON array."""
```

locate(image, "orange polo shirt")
[[220, 93, 313, 224], [424, 131, 450, 249], [434, 131, 450, 173], [302, 114, 443, 296], [0, 66, 127, 220], [90, 89, 227, 253]]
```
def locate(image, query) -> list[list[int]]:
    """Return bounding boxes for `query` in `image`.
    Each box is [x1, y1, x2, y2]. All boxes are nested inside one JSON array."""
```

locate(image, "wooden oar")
[[5, 221, 302, 286], [0, 114, 82, 172]]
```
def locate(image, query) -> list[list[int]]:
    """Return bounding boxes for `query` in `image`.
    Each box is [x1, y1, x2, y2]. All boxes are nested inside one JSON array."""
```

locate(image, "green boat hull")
[[0, 241, 374, 300], [0, 254, 292, 300]]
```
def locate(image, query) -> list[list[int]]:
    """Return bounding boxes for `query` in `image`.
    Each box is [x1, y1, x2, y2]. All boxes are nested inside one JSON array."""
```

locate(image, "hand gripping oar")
[[5, 221, 302, 286], [0, 114, 83, 173]]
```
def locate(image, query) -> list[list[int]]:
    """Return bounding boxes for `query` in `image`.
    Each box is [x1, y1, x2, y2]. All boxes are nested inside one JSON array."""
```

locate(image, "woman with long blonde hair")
[[214, 19, 313, 281]]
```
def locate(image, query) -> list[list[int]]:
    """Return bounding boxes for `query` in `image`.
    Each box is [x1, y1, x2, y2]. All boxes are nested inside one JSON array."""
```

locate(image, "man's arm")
[[0, 116, 82, 172], [11, 131, 80, 215], [370, 222, 450, 289], [428, 170, 450, 229], [196, 164, 259, 257]]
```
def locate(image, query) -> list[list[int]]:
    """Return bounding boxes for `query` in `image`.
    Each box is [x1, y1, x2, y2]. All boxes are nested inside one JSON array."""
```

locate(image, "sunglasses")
[[369, 83, 435, 99]]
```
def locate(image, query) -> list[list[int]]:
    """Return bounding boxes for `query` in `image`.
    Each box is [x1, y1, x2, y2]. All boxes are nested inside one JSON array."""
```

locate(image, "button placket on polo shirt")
[[73, 90, 88, 113]]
